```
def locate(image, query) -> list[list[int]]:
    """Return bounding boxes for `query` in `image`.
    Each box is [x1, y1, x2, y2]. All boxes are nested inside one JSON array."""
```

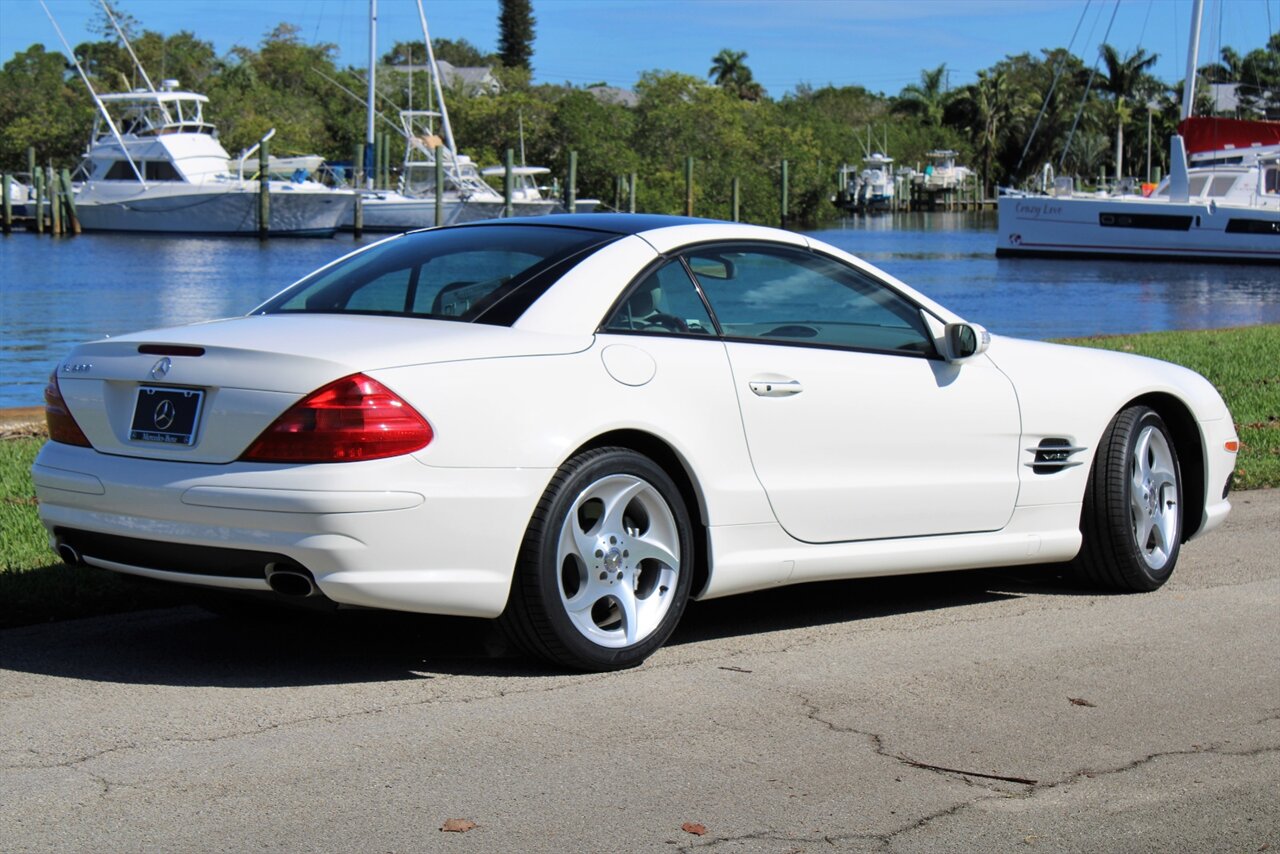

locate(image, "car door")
[[686, 244, 1021, 544]]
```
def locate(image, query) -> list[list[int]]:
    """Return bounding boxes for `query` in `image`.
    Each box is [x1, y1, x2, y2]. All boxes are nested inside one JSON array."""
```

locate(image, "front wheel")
[[1072, 405, 1183, 591], [500, 447, 694, 671]]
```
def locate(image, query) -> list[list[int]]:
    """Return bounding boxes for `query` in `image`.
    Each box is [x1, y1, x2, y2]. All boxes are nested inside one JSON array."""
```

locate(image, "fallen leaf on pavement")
[[682, 822, 707, 836], [1068, 697, 1096, 707], [441, 819, 477, 833]]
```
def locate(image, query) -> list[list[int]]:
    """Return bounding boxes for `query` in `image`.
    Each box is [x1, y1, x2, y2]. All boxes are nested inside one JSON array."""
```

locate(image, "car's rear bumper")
[[32, 442, 552, 618]]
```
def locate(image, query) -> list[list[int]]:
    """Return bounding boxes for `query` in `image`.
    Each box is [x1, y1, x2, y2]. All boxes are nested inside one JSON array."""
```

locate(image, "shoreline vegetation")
[[3, 14, 1278, 227], [1, 324, 1275, 630]]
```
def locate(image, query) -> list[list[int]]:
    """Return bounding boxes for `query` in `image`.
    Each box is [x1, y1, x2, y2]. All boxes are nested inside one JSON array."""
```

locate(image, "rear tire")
[[1072, 405, 1183, 591], [499, 447, 694, 671]]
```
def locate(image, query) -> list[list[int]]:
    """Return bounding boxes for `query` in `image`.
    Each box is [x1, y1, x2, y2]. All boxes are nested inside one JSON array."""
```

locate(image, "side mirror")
[[943, 322, 990, 363]]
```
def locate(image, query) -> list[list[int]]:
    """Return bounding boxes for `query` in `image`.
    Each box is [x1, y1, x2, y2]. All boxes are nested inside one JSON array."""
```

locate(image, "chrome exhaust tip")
[[265, 565, 317, 598], [57, 542, 83, 566]]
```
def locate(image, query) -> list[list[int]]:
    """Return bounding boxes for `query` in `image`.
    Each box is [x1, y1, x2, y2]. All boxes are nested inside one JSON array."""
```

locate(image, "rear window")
[[255, 225, 616, 323]]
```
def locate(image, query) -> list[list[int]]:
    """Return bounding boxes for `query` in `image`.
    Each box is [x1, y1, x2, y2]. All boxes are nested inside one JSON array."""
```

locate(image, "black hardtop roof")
[[448, 213, 721, 236]]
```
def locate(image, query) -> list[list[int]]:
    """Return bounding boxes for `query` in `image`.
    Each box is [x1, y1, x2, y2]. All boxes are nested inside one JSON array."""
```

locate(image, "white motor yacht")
[[857, 153, 896, 212], [71, 84, 351, 236]]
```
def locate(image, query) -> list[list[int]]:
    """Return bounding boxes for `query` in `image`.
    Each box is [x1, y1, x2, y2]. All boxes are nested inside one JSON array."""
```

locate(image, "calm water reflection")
[[1, 212, 1276, 408]]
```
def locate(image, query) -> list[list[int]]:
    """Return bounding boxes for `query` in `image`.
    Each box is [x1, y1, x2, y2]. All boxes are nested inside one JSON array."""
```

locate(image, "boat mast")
[[1181, 0, 1204, 121], [99, 0, 173, 124], [366, 0, 377, 189], [39, 0, 146, 187], [100, 1, 156, 93], [416, 0, 459, 160]]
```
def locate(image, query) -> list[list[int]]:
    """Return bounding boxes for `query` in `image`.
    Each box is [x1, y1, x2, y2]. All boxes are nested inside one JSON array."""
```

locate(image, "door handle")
[[749, 378, 803, 397]]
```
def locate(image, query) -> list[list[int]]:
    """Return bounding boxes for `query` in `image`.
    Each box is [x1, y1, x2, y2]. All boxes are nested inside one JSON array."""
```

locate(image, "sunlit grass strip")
[[1056, 325, 1279, 491]]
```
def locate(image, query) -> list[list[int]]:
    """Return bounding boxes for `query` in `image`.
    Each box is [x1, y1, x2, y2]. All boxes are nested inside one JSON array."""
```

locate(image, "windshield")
[[255, 225, 617, 324]]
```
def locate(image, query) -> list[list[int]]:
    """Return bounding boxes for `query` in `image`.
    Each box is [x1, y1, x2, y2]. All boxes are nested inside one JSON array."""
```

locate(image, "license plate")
[[130, 386, 204, 445]]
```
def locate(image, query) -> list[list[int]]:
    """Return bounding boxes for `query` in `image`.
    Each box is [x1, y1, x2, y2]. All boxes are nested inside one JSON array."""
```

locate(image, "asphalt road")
[[2, 490, 1277, 853]]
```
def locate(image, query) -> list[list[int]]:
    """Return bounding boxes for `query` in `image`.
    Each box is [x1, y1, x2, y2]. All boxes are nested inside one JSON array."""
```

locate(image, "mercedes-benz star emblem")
[[153, 399, 177, 431], [150, 357, 172, 380]]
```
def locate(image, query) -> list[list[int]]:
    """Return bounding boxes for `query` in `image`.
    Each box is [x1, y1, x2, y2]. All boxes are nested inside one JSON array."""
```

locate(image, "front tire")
[[500, 447, 694, 671], [1073, 405, 1183, 591]]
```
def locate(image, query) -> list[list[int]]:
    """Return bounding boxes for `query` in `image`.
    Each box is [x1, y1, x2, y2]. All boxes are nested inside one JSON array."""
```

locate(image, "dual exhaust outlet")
[[55, 539, 318, 599]]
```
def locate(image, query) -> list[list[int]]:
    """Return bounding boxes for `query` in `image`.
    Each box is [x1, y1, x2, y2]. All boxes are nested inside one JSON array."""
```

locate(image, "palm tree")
[[1202, 46, 1243, 83], [708, 48, 763, 101], [1098, 44, 1159, 180], [896, 64, 948, 126], [951, 69, 1013, 197]]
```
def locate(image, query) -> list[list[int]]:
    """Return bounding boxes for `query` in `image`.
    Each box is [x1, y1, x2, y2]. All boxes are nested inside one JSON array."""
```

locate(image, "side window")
[[688, 246, 935, 356], [603, 259, 716, 336]]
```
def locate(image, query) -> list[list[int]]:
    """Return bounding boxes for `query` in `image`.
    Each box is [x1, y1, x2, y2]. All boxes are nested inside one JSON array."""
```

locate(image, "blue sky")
[[2, 0, 1276, 97]]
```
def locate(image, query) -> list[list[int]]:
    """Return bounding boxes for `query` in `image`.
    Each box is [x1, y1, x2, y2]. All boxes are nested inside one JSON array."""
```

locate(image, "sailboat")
[[342, 0, 587, 232], [995, 0, 1279, 263]]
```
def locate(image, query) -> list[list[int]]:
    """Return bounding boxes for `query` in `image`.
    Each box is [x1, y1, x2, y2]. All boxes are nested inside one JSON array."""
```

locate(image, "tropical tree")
[[1098, 44, 1159, 179], [1237, 33, 1280, 116], [1202, 46, 1243, 83], [0, 45, 92, 170], [895, 64, 948, 126], [498, 0, 536, 71], [948, 69, 1014, 196], [708, 49, 764, 101]]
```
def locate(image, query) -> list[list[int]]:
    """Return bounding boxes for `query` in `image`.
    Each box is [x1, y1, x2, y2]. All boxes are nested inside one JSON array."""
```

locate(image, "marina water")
[[2, 212, 1277, 410]]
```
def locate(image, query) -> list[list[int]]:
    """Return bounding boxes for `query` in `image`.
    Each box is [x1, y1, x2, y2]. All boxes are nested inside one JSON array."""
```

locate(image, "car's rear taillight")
[[241, 373, 432, 463], [44, 369, 91, 447]]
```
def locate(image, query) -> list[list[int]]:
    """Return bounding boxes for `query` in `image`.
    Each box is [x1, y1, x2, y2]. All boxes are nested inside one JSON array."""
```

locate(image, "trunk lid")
[[56, 314, 591, 463]]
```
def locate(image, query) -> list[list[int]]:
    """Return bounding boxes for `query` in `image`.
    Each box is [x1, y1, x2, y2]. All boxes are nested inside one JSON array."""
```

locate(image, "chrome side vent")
[[1027, 438, 1086, 474]]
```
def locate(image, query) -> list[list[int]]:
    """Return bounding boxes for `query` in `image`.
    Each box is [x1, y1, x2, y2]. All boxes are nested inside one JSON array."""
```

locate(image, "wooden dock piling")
[[48, 167, 61, 235], [33, 168, 43, 235], [566, 151, 577, 214], [353, 143, 364, 238], [684, 157, 694, 217], [434, 154, 444, 226], [780, 159, 789, 228], [503, 148, 515, 218], [59, 169, 80, 234], [1, 172, 11, 235], [258, 138, 270, 240]]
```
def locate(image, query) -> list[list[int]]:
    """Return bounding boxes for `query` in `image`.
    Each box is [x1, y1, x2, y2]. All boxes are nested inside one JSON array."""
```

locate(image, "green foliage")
[[1060, 326, 1280, 490], [382, 38, 494, 68], [0, 45, 92, 171], [206, 24, 363, 159], [0, 9, 1271, 210], [498, 0, 536, 71]]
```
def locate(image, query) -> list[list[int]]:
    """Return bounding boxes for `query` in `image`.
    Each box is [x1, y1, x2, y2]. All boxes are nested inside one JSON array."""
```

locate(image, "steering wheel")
[[638, 312, 688, 333]]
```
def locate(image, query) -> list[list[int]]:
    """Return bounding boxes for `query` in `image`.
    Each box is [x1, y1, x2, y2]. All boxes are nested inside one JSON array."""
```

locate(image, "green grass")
[[1057, 325, 1280, 490], [1, 435, 184, 629], [2, 324, 1276, 628]]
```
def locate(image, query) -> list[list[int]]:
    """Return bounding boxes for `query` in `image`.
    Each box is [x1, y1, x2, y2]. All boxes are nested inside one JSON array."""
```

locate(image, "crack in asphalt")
[[0, 669, 632, 775], [795, 692, 1280, 850]]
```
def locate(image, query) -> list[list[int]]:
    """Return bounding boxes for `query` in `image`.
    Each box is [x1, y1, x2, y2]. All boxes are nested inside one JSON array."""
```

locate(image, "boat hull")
[[75, 185, 351, 237], [997, 195, 1280, 264], [340, 195, 598, 232]]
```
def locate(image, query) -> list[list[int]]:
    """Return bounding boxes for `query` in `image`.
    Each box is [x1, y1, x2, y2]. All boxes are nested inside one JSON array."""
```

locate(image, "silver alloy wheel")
[[1130, 424, 1180, 570], [556, 473, 681, 648]]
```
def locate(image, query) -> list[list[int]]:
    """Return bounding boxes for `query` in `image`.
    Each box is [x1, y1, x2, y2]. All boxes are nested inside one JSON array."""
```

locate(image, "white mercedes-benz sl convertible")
[[32, 215, 1238, 670]]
